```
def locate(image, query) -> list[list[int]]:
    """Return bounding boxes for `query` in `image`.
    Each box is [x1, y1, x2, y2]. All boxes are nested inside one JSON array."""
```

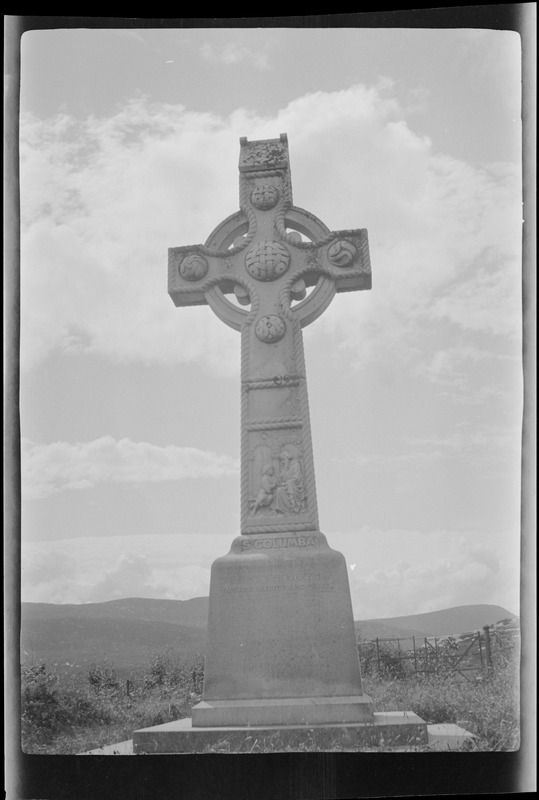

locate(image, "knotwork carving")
[[251, 184, 279, 210], [327, 239, 357, 267], [245, 241, 290, 281], [179, 253, 209, 281], [255, 315, 286, 343]]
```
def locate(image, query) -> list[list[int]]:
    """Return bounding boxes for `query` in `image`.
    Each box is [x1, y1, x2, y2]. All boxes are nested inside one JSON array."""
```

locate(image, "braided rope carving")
[[243, 522, 316, 534], [291, 320, 320, 531], [240, 328, 251, 528], [247, 419, 302, 431], [242, 377, 302, 390]]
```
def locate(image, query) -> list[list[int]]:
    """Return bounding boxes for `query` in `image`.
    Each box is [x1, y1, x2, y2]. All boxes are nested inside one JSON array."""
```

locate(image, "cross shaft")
[[168, 134, 371, 535]]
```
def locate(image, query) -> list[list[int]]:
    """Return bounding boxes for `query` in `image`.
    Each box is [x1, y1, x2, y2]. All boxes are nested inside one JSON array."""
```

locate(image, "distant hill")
[[22, 596, 209, 628], [21, 597, 210, 676], [21, 616, 207, 676], [20, 598, 516, 675], [356, 605, 516, 638], [354, 621, 431, 641]]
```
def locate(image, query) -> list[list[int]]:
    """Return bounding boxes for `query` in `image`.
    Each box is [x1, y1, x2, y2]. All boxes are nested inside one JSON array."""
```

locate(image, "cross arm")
[[288, 226, 371, 294]]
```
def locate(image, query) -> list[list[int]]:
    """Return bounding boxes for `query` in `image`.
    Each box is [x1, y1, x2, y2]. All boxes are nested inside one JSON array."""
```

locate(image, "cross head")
[[169, 134, 371, 535]]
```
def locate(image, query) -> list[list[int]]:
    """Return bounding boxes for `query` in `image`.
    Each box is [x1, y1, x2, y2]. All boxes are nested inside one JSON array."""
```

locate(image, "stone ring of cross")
[[203, 206, 351, 331], [168, 135, 371, 333]]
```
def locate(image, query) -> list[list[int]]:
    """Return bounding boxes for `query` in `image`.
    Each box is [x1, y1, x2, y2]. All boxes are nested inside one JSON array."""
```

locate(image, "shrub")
[[21, 663, 66, 739], [21, 662, 113, 750], [87, 660, 120, 693], [358, 639, 407, 679]]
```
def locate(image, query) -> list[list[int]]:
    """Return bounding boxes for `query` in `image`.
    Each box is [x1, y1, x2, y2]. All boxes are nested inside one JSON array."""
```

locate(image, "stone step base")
[[133, 711, 428, 754], [192, 695, 374, 727]]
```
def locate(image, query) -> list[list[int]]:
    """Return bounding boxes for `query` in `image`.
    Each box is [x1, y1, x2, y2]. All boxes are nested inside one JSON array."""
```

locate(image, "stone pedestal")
[[129, 537, 429, 754], [192, 531, 373, 728]]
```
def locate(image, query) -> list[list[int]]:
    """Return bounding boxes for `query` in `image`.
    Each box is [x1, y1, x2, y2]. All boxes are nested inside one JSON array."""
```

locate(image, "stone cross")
[[134, 134, 428, 742], [169, 134, 371, 537]]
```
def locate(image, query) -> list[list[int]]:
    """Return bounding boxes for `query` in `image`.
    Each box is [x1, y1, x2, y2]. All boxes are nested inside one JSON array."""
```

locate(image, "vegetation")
[[21, 649, 204, 754], [20, 637, 519, 754]]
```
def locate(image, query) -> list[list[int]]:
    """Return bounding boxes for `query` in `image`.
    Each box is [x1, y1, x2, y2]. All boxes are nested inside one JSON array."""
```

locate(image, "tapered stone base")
[[201, 531, 369, 722], [133, 713, 428, 754]]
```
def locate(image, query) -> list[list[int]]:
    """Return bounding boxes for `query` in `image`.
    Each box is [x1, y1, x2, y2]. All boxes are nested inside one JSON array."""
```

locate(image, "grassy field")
[[20, 639, 519, 754]]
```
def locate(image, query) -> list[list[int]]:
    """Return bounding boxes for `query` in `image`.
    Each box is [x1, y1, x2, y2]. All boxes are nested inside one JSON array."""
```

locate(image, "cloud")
[[351, 540, 514, 620], [19, 84, 521, 376], [22, 436, 239, 499], [21, 528, 520, 612], [418, 344, 520, 386], [21, 534, 217, 604], [460, 30, 522, 117], [200, 40, 271, 69], [85, 552, 170, 601], [339, 420, 521, 472]]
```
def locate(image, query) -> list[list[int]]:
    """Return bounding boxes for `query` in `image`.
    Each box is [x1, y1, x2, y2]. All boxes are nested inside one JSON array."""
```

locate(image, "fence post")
[[483, 625, 493, 675], [375, 638, 381, 676], [413, 636, 417, 675], [477, 630, 484, 670]]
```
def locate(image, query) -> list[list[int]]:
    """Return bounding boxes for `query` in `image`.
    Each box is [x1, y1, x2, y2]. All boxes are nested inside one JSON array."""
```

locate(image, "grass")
[[20, 644, 519, 754], [364, 666, 520, 751], [21, 651, 203, 754]]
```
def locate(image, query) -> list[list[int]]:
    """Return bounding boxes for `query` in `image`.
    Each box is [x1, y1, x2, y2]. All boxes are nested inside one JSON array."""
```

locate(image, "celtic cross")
[[169, 134, 371, 536]]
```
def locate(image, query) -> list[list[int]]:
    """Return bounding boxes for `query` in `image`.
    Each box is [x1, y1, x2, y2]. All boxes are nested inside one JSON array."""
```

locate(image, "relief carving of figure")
[[251, 465, 278, 515], [275, 449, 305, 514]]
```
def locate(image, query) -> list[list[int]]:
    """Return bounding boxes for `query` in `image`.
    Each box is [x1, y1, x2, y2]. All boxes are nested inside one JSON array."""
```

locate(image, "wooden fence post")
[[483, 625, 493, 674], [477, 630, 484, 670]]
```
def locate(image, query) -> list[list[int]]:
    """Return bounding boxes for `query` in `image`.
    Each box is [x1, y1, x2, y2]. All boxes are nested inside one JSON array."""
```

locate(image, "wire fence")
[[357, 621, 520, 681]]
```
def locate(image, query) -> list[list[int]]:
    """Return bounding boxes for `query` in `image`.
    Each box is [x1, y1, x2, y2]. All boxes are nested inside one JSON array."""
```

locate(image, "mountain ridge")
[[22, 596, 516, 636], [21, 598, 517, 672]]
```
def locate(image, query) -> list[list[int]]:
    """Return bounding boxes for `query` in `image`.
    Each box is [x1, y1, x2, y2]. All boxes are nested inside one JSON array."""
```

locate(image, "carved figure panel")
[[250, 440, 306, 517]]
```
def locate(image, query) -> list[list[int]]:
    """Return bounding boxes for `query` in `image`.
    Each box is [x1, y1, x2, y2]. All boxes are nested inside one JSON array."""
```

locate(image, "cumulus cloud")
[[22, 436, 239, 499], [22, 546, 79, 604], [21, 529, 519, 612], [339, 419, 521, 472], [200, 39, 272, 69], [351, 540, 515, 620], [19, 84, 521, 377], [86, 552, 169, 601], [21, 534, 217, 604]]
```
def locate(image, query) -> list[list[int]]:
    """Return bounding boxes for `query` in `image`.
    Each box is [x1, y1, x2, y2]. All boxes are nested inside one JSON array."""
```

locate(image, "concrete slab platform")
[[132, 711, 428, 754], [427, 723, 477, 750], [80, 720, 479, 754], [82, 739, 134, 755]]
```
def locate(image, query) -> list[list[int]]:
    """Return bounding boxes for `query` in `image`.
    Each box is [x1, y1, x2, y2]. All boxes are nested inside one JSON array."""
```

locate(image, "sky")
[[17, 23, 524, 619]]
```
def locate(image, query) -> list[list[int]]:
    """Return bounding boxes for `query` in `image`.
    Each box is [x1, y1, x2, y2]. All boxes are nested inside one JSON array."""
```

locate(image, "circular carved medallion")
[[245, 241, 290, 281], [251, 184, 279, 210], [179, 253, 209, 281], [255, 315, 286, 343], [327, 239, 357, 267]]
